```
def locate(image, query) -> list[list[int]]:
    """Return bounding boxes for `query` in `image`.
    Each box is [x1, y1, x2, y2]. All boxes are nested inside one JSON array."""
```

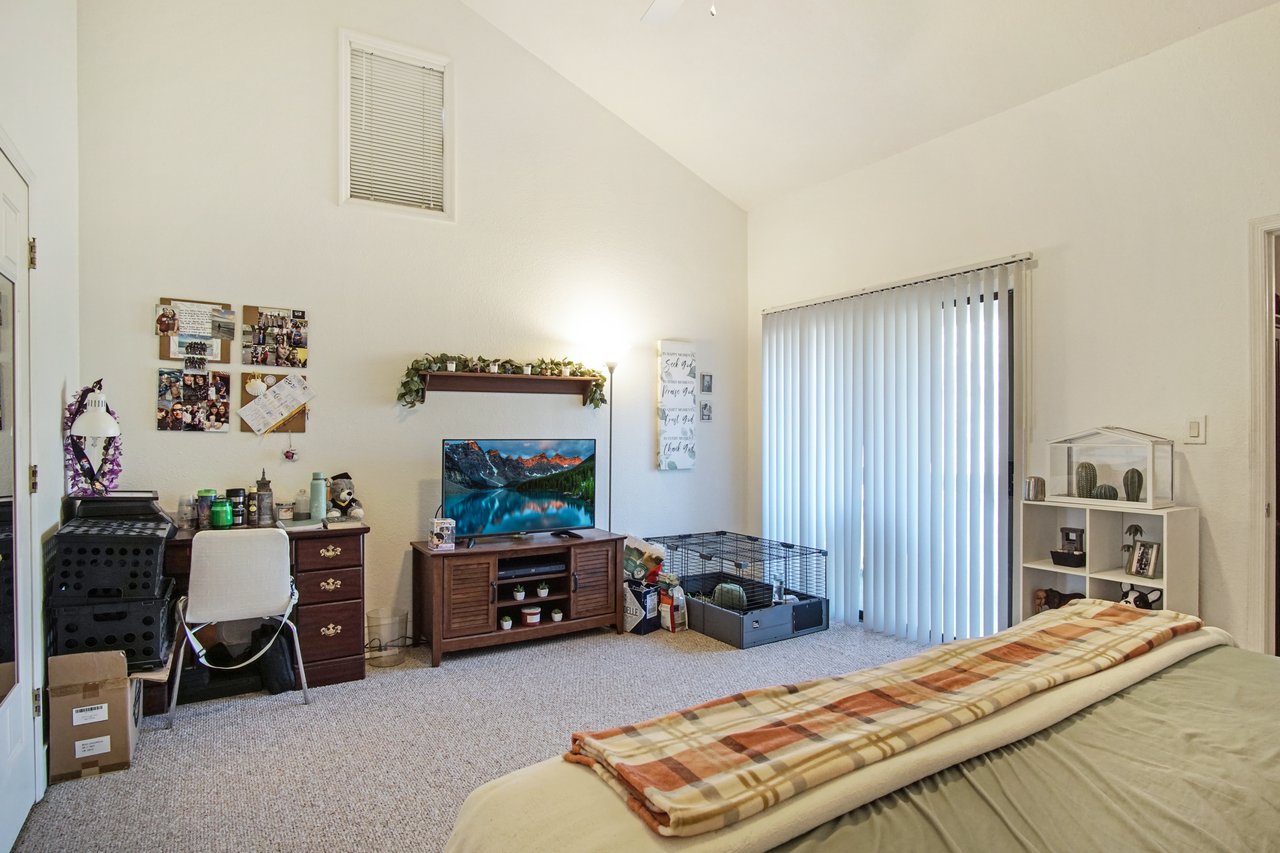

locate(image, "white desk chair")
[[166, 528, 310, 728]]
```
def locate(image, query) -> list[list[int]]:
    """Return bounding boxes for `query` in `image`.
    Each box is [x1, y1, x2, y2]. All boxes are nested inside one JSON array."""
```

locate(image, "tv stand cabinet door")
[[569, 543, 614, 619], [443, 555, 497, 638]]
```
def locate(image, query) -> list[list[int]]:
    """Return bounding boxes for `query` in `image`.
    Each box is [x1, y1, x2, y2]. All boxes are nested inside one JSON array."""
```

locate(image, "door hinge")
[[29, 464, 37, 494], [27, 237, 36, 270], [33, 687, 42, 719]]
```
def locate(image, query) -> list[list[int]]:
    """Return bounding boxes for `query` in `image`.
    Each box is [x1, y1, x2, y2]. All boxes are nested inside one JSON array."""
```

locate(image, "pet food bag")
[[659, 585, 688, 632]]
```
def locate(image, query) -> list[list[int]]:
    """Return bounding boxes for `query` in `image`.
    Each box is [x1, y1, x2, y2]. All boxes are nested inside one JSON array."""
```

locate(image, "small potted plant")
[[551, 608, 563, 623], [499, 615, 513, 630], [513, 584, 526, 601], [536, 581, 550, 598], [1120, 523, 1144, 569]]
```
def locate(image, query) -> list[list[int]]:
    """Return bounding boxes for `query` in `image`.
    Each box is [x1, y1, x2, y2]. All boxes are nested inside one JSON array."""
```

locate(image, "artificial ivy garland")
[[398, 354, 608, 409], [64, 382, 123, 496]]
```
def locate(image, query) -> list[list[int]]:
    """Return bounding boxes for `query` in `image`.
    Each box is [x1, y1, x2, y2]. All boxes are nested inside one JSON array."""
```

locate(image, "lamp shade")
[[70, 391, 121, 438]]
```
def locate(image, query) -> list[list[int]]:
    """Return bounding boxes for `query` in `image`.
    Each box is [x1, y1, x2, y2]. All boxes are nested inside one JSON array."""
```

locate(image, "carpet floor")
[[15, 624, 924, 853]]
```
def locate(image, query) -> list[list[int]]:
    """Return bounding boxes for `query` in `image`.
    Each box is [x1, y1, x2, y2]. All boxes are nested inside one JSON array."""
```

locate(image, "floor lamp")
[[606, 361, 617, 532]]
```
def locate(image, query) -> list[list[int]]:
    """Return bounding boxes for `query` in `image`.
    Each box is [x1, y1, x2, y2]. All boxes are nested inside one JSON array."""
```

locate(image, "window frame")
[[338, 29, 456, 221]]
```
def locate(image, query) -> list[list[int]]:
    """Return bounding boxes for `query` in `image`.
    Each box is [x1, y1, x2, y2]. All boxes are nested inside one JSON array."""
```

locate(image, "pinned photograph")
[[242, 305, 309, 367], [155, 305, 179, 336], [158, 368, 230, 432], [700, 402, 713, 421], [700, 373, 713, 394]]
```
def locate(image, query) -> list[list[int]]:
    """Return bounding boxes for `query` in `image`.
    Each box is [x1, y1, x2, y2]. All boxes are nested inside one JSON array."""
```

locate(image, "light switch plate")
[[1186, 415, 1207, 445]]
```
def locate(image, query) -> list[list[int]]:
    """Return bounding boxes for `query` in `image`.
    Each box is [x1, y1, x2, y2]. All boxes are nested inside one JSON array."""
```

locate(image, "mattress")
[[447, 624, 1257, 852], [779, 643, 1280, 852]]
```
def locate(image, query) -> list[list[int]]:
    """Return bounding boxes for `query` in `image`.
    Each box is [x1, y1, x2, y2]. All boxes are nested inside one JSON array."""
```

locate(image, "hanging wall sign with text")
[[657, 339, 697, 470]]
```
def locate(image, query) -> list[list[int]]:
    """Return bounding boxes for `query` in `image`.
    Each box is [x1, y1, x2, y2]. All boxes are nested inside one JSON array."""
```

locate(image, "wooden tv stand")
[[411, 530, 624, 666]]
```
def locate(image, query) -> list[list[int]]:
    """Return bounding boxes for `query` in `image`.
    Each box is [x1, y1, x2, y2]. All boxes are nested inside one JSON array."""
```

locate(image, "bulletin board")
[[157, 297, 233, 364], [239, 373, 308, 433]]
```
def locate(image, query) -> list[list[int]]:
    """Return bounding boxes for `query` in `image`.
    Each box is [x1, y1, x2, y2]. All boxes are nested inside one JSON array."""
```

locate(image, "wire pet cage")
[[646, 531, 828, 648]]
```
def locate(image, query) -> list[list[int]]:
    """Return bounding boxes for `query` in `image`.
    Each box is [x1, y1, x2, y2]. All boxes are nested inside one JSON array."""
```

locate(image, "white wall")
[[0, 0, 80, 540], [747, 4, 1280, 650], [77, 0, 747, 627]]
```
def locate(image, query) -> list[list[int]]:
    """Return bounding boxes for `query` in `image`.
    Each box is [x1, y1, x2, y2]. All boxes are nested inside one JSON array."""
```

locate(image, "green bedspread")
[[778, 645, 1280, 852]]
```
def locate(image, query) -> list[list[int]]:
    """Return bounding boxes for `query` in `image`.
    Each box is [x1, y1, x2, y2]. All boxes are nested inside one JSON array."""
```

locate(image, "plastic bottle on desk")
[[310, 472, 327, 523]]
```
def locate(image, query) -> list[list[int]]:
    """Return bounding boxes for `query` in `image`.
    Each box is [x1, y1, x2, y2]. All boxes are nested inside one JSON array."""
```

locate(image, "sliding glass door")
[[762, 261, 1021, 643]]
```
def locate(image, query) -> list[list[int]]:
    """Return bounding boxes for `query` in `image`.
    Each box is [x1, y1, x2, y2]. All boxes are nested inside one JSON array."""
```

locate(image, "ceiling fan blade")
[[642, 0, 685, 24]]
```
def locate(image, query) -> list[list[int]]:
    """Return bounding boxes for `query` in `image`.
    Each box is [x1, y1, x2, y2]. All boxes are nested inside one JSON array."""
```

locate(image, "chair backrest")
[[186, 528, 293, 623]]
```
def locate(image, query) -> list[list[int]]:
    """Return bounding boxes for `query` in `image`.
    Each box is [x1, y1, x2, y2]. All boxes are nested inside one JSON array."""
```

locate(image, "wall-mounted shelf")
[[417, 371, 595, 405]]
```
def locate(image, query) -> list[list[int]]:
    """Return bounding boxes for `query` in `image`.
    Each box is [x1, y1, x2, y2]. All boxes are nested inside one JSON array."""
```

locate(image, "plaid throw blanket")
[[566, 600, 1202, 837]]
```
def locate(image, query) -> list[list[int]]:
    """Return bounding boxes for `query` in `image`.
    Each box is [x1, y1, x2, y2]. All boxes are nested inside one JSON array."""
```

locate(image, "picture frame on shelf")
[[1126, 539, 1161, 579]]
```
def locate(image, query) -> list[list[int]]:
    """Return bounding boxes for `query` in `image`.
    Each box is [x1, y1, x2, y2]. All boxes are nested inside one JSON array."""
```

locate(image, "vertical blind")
[[349, 46, 446, 211], [762, 261, 1020, 643]]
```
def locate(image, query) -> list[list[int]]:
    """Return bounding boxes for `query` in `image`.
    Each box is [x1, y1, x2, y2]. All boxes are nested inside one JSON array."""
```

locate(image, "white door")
[[0, 147, 37, 850]]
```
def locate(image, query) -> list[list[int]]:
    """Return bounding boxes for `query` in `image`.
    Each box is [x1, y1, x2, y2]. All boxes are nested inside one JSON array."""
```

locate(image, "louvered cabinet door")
[[570, 544, 614, 619], [443, 556, 497, 638]]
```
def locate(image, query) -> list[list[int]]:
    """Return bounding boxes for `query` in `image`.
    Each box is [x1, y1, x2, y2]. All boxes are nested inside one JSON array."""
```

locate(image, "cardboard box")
[[623, 580, 660, 635], [47, 651, 142, 783]]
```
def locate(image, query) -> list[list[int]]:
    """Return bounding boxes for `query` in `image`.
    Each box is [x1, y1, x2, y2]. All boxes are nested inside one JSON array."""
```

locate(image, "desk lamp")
[[66, 379, 122, 496]]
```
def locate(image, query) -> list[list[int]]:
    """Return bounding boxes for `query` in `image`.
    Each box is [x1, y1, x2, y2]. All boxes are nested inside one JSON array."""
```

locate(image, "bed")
[[446, 607, 1280, 852]]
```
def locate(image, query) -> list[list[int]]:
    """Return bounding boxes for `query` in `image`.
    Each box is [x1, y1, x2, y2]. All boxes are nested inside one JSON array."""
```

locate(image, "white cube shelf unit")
[[1019, 500, 1199, 621]]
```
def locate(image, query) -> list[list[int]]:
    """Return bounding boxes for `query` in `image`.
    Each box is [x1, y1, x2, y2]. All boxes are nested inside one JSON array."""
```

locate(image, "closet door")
[[0, 147, 36, 851]]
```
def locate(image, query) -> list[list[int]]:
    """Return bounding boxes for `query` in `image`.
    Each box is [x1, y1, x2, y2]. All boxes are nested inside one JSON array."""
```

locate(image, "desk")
[[164, 525, 369, 688]]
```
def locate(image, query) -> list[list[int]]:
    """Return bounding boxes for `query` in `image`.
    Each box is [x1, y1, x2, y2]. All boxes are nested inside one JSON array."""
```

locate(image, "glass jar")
[[294, 488, 311, 520], [176, 495, 195, 530], [210, 498, 233, 529]]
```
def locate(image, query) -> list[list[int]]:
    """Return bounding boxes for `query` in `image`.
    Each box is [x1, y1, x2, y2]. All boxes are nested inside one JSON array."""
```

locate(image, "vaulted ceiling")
[[461, 0, 1277, 209]]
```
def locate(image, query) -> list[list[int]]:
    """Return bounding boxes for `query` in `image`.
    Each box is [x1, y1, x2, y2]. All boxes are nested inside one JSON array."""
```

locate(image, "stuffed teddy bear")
[[326, 472, 365, 520], [1119, 583, 1162, 610]]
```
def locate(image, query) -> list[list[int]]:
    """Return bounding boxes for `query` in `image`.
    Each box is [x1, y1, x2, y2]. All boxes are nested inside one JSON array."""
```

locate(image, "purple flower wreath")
[[64, 382, 123, 496]]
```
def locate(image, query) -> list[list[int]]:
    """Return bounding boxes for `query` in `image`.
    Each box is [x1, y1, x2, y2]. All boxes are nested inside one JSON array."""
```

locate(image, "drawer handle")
[[319, 578, 342, 591], [320, 623, 343, 637], [319, 545, 342, 559]]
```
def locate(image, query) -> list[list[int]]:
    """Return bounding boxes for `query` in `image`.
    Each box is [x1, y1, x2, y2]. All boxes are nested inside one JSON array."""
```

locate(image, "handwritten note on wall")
[[657, 339, 697, 469]]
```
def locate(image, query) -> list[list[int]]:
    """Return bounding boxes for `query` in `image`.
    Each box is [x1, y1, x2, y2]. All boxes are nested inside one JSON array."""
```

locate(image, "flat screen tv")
[[442, 439, 596, 542]]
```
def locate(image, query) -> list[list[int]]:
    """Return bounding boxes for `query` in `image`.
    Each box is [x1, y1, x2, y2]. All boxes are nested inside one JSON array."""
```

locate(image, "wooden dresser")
[[164, 525, 369, 687]]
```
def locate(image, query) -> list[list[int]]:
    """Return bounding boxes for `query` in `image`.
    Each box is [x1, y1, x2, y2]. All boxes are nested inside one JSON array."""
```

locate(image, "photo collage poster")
[[657, 339, 697, 470], [241, 305, 309, 368], [156, 368, 231, 432]]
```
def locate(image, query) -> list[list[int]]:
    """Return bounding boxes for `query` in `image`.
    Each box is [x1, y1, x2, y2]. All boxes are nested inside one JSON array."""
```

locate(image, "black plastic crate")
[[49, 578, 174, 672], [46, 517, 173, 602]]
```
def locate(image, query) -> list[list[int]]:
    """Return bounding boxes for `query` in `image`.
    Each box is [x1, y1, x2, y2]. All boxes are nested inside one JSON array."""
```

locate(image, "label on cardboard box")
[[72, 703, 109, 726], [73, 735, 112, 759]]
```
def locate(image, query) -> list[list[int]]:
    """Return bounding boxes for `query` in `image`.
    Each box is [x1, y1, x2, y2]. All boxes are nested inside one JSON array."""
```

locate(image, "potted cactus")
[[513, 585, 526, 601], [551, 608, 563, 623], [499, 615, 513, 630], [536, 581, 550, 597]]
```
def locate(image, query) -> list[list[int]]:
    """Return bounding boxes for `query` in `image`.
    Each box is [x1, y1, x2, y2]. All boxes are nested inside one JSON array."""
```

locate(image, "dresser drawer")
[[297, 599, 365, 662], [294, 534, 362, 571], [295, 567, 363, 606], [299, 654, 365, 688]]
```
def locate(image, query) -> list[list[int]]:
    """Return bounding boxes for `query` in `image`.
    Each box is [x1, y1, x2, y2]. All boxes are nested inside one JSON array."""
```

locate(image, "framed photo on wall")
[[700, 373, 713, 394]]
